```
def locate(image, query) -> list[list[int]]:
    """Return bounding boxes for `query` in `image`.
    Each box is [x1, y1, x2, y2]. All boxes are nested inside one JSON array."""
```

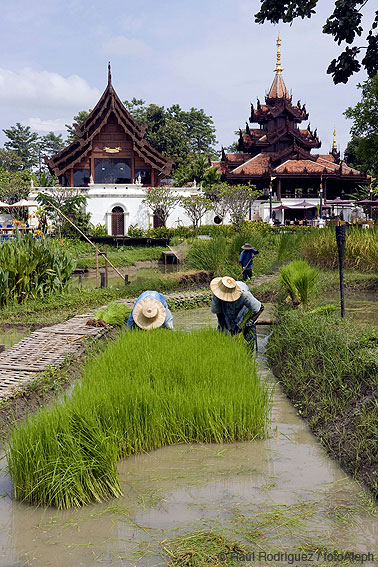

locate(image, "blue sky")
[[0, 0, 375, 155]]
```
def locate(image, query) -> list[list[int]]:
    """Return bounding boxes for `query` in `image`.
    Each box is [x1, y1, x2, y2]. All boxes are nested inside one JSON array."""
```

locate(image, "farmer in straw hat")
[[210, 276, 263, 344], [239, 242, 259, 281], [127, 290, 174, 330]]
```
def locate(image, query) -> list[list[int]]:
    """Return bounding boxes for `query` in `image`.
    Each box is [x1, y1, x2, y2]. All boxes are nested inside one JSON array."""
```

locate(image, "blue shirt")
[[239, 248, 258, 269], [211, 281, 261, 332], [127, 290, 174, 330]]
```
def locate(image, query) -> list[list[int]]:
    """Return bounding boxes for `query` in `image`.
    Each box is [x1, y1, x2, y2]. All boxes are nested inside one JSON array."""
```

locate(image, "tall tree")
[[143, 186, 179, 227], [254, 1, 378, 84], [179, 195, 213, 231], [3, 123, 39, 169], [124, 99, 217, 167], [65, 110, 91, 142], [0, 148, 23, 172], [344, 74, 378, 175], [0, 168, 30, 205]]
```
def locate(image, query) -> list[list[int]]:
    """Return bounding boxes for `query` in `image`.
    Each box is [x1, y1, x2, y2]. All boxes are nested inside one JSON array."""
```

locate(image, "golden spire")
[[274, 34, 283, 74], [332, 129, 337, 151]]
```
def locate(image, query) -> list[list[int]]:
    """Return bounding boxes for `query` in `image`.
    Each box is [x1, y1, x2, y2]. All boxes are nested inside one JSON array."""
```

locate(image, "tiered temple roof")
[[212, 37, 366, 197], [46, 64, 173, 185]]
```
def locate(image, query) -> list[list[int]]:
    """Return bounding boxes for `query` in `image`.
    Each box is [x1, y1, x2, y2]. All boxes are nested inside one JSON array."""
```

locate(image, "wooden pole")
[[104, 245, 108, 287], [96, 246, 99, 288], [44, 200, 124, 279]]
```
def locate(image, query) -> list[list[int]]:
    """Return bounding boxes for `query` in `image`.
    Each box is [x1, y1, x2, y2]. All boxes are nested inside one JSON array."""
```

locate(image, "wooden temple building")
[[212, 37, 366, 202], [46, 64, 173, 188]]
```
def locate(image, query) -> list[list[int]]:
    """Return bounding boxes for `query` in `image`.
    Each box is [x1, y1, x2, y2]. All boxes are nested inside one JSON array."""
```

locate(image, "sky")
[[0, 0, 375, 156]]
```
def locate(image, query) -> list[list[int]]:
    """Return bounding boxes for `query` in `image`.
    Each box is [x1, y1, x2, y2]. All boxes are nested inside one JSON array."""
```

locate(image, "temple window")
[[73, 169, 90, 187], [135, 168, 151, 185], [94, 158, 131, 184]]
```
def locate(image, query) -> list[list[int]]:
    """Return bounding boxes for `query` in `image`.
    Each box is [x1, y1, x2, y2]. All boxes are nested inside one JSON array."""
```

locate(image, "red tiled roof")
[[268, 74, 290, 99], [275, 159, 330, 174], [231, 153, 271, 175], [224, 153, 246, 163]]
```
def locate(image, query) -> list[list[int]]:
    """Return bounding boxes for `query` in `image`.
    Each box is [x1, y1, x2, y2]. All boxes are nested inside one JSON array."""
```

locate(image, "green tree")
[[3, 123, 39, 169], [254, 1, 378, 84], [225, 185, 261, 227], [143, 186, 179, 227], [65, 110, 91, 142], [0, 148, 23, 171], [0, 168, 30, 211], [124, 99, 217, 167], [36, 188, 89, 238], [344, 74, 378, 175], [179, 195, 213, 231]]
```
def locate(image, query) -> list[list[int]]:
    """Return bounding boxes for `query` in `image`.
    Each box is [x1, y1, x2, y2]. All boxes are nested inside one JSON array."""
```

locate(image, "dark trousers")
[[242, 269, 252, 281]]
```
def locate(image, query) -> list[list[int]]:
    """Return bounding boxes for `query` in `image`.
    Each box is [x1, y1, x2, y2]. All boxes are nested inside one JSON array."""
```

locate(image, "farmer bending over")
[[127, 290, 174, 330], [210, 276, 263, 344], [239, 242, 259, 281]]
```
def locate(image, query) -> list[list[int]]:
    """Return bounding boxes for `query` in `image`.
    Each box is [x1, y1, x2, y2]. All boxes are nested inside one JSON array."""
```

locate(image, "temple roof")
[[268, 73, 290, 99], [46, 64, 173, 178]]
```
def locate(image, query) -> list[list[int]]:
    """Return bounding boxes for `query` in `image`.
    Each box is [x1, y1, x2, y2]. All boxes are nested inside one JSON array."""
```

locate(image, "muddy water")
[[323, 290, 378, 326], [0, 311, 377, 566]]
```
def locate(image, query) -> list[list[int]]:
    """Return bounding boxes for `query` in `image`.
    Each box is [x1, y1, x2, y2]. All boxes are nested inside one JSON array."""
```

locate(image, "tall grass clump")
[[7, 329, 268, 508], [0, 232, 75, 305], [279, 260, 318, 306], [301, 227, 378, 271], [267, 309, 378, 496]]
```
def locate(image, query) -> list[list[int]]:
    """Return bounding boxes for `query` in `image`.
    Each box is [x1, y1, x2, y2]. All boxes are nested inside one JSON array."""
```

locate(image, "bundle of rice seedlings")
[[94, 302, 131, 326]]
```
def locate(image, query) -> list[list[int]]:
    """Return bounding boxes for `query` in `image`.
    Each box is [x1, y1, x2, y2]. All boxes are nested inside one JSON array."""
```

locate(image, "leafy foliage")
[[179, 195, 213, 230], [0, 232, 75, 306], [143, 186, 179, 226], [2, 123, 39, 169], [225, 185, 261, 227], [36, 188, 89, 237], [255, 0, 378, 83], [0, 167, 30, 206], [344, 74, 378, 175]]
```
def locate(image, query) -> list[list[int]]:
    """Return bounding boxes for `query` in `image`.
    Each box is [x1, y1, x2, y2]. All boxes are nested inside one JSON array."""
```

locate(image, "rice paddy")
[[7, 328, 268, 509]]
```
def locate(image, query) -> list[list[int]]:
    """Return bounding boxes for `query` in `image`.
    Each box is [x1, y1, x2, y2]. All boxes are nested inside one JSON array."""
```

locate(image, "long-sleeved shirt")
[[127, 290, 174, 330], [239, 248, 259, 269], [211, 281, 261, 333]]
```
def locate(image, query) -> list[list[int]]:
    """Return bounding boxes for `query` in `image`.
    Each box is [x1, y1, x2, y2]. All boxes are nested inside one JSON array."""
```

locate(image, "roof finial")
[[274, 34, 283, 75], [332, 128, 337, 151], [108, 61, 112, 85]]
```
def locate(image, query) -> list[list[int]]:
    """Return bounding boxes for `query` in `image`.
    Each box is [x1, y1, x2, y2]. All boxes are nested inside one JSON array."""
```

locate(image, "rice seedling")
[[279, 260, 318, 306], [94, 302, 131, 325], [7, 329, 269, 508]]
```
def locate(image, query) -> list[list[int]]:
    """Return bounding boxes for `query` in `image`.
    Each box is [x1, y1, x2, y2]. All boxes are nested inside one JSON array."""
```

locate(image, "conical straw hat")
[[133, 298, 166, 330], [210, 276, 241, 302]]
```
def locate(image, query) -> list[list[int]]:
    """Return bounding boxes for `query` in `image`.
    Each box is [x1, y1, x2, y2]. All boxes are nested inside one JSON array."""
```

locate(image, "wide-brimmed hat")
[[210, 276, 241, 302], [133, 298, 166, 330], [241, 242, 253, 250]]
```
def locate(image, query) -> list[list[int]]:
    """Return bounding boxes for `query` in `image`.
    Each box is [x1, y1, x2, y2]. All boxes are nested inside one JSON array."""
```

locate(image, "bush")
[[0, 231, 75, 306]]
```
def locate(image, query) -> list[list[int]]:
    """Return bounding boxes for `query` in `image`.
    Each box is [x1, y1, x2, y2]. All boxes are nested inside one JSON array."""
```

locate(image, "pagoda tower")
[[212, 37, 366, 200]]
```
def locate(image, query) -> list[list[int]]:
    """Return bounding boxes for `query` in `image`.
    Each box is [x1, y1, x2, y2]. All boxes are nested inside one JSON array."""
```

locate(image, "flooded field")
[[0, 310, 376, 566], [323, 290, 378, 326]]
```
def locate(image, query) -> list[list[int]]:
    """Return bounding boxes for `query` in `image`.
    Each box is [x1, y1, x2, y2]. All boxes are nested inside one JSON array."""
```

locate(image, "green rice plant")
[[186, 236, 229, 273], [267, 309, 378, 497], [7, 329, 269, 508], [94, 303, 131, 325], [300, 227, 378, 271], [0, 232, 76, 305], [279, 260, 318, 306]]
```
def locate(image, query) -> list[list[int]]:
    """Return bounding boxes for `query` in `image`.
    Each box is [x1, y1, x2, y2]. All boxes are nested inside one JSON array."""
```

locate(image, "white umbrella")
[[9, 199, 38, 207], [0, 201, 9, 207]]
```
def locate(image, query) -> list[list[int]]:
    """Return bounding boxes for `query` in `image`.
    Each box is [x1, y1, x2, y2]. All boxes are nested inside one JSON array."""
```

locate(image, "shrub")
[[0, 231, 75, 306]]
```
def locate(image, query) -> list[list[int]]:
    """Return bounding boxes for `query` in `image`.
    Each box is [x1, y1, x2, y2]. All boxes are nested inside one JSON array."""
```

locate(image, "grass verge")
[[266, 308, 378, 496], [7, 329, 269, 508]]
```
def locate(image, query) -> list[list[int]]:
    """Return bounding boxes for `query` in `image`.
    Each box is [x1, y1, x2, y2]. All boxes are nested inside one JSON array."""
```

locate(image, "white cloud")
[[26, 117, 68, 132], [0, 68, 100, 111], [100, 35, 151, 58]]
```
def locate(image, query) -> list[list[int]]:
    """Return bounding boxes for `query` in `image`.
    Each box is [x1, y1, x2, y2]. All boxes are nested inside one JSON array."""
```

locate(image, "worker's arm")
[[216, 312, 227, 330], [252, 248, 259, 255], [242, 290, 262, 314]]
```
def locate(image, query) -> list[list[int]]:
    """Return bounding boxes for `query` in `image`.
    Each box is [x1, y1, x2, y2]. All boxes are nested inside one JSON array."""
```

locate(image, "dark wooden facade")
[[46, 65, 173, 187], [212, 37, 366, 200]]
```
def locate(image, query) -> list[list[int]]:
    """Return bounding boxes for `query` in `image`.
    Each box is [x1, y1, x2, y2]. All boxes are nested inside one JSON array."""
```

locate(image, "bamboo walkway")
[[0, 290, 211, 401]]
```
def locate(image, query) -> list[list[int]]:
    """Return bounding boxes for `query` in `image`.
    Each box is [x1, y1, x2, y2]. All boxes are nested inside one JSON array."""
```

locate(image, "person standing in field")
[[210, 276, 263, 344], [239, 242, 259, 281], [127, 290, 174, 330]]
